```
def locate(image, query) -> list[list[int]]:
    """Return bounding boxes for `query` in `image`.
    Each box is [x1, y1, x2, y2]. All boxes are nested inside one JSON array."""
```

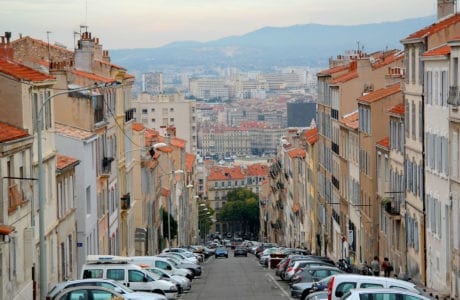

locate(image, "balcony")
[[384, 201, 400, 216], [101, 157, 113, 175], [332, 142, 339, 155]]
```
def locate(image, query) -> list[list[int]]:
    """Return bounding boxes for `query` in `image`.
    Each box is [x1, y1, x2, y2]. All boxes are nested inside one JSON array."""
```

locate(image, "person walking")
[[371, 256, 380, 276], [382, 257, 393, 277]]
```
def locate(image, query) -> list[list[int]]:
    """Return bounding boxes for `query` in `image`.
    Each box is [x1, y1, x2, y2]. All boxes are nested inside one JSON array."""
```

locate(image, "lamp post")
[[37, 83, 114, 299]]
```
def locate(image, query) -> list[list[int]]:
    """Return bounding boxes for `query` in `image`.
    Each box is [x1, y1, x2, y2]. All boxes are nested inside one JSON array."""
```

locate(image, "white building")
[[55, 123, 99, 276], [132, 93, 197, 154]]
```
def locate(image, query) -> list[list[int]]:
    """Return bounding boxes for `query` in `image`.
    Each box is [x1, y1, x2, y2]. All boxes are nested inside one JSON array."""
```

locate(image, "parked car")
[[143, 267, 192, 294], [341, 287, 432, 300], [304, 290, 328, 300], [313, 274, 424, 300], [289, 266, 343, 299], [130, 256, 194, 280], [234, 246, 248, 257], [284, 259, 333, 281], [81, 255, 178, 300], [53, 285, 129, 300], [215, 247, 229, 258], [157, 254, 202, 277], [46, 279, 167, 300]]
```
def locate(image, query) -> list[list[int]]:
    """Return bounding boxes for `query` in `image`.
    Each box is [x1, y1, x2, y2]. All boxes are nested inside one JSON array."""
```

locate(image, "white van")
[[81, 255, 178, 300], [318, 274, 423, 300], [130, 256, 193, 279]]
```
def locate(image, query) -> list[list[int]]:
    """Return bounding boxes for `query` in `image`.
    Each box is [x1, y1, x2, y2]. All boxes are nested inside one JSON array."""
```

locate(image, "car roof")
[[345, 287, 431, 299], [52, 285, 125, 300], [330, 274, 418, 288]]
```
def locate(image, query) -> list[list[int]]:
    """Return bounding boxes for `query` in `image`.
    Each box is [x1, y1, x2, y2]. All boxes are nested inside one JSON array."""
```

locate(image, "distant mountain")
[[110, 15, 435, 72]]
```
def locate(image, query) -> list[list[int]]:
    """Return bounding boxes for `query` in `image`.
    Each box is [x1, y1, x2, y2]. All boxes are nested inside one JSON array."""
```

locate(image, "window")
[[411, 101, 416, 139], [151, 108, 155, 112], [129, 270, 149, 282], [142, 109, 148, 114], [151, 118, 156, 122], [82, 269, 103, 279], [170, 118, 174, 122], [86, 186, 91, 215], [107, 269, 125, 281]]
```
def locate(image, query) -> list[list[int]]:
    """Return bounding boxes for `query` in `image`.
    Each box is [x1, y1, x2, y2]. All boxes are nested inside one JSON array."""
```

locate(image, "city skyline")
[[2, 0, 436, 50]]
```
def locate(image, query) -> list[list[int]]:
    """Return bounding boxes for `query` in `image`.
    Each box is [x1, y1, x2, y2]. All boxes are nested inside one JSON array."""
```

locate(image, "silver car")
[[46, 278, 167, 300]]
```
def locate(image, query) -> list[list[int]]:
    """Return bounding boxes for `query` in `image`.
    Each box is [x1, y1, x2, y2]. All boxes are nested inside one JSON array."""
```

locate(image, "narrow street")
[[183, 253, 291, 300]]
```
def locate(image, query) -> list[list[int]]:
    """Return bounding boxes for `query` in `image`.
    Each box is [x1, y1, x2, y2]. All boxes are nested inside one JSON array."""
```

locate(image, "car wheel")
[[300, 289, 310, 300]]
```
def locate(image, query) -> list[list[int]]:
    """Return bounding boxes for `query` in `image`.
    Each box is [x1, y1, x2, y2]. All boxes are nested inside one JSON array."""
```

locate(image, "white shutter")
[[453, 131, 459, 179]]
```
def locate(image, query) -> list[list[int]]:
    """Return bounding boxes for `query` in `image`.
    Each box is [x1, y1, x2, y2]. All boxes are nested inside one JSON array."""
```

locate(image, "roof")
[[329, 71, 358, 85], [358, 83, 401, 103], [55, 123, 96, 141], [56, 154, 79, 170], [403, 13, 460, 42], [304, 127, 318, 144], [0, 121, 30, 142], [185, 153, 196, 172], [372, 51, 404, 69], [422, 44, 451, 57], [376, 137, 389, 149], [388, 103, 404, 115], [0, 224, 15, 235], [317, 64, 350, 76], [0, 58, 55, 82], [245, 163, 269, 176], [71, 69, 114, 83], [132, 123, 144, 132], [287, 148, 306, 159], [340, 111, 359, 129], [207, 166, 246, 181], [170, 137, 186, 149]]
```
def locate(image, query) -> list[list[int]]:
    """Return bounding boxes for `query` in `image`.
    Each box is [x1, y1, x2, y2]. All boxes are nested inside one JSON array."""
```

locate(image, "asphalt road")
[[182, 252, 292, 300]]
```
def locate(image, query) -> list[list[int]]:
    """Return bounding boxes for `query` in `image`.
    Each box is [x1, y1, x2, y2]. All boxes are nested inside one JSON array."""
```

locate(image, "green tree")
[[217, 188, 260, 234], [161, 207, 178, 240]]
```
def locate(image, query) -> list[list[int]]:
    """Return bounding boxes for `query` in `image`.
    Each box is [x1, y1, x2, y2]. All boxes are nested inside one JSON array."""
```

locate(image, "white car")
[[47, 279, 167, 300], [341, 287, 432, 300], [147, 267, 192, 293]]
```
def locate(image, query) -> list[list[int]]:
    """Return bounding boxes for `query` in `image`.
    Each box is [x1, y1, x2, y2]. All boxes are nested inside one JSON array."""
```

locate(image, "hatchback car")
[[341, 287, 432, 300], [215, 247, 229, 258], [51, 284, 167, 300], [47, 278, 167, 300], [234, 246, 248, 257]]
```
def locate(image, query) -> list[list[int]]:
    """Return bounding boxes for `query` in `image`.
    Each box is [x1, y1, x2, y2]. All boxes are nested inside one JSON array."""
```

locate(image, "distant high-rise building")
[[142, 72, 163, 95], [287, 98, 316, 127]]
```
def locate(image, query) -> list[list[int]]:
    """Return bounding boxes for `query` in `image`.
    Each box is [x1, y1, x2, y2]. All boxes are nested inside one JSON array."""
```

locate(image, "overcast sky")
[[1, 0, 438, 50]]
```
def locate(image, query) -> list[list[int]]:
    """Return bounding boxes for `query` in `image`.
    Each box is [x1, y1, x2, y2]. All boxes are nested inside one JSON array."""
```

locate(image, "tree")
[[217, 188, 260, 235], [161, 207, 178, 240]]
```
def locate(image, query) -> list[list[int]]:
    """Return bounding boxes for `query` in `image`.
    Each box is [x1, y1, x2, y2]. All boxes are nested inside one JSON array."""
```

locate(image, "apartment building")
[[141, 72, 163, 95], [316, 49, 404, 260], [357, 83, 403, 262], [131, 92, 197, 153], [0, 122, 35, 300], [189, 77, 229, 100], [206, 163, 268, 235], [200, 125, 251, 158], [400, 4, 460, 291]]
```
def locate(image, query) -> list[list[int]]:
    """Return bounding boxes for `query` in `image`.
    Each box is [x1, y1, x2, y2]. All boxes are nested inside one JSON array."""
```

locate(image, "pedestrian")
[[382, 257, 393, 277], [371, 256, 380, 276]]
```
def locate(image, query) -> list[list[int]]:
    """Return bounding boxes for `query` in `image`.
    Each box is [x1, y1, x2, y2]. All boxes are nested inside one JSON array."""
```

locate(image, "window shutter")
[[453, 131, 459, 178]]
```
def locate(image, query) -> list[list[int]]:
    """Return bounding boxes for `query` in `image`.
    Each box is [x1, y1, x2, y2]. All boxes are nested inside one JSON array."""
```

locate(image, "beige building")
[[400, 4, 460, 289], [131, 93, 197, 153], [189, 77, 229, 100]]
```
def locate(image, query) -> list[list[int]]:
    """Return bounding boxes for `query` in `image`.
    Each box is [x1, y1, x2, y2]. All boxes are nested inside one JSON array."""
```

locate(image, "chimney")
[[437, 0, 456, 20], [0, 32, 14, 59]]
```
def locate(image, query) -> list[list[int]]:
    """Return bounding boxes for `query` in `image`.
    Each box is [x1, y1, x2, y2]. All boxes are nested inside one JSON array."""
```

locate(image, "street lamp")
[[37, 82, 116, 298]]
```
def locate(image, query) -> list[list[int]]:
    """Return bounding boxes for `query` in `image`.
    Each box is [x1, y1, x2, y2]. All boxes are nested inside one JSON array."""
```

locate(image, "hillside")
[[110, 15, 435, 72]]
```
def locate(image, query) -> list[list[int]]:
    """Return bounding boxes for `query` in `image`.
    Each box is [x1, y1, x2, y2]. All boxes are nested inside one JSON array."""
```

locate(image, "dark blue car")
[[215, 247, 228, 258]]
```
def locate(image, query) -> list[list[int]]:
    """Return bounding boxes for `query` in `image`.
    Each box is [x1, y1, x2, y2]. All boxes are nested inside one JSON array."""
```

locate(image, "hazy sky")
[[2, 0, 438, 50]]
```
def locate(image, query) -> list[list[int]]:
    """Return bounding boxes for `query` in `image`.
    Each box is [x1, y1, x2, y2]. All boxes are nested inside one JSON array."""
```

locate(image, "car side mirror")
[[336, 291, 343, 297]]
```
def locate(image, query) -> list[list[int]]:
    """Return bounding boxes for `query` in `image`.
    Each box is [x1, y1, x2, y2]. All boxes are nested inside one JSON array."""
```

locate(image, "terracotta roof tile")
[[0, 59, 55, 82], [340, 111, 359, 129], [403, 13, 460, 41], [0, 122, 30, 142], [329, 71, 358, 84], [372, 51, 404, 69], [55, 123, 96, 140], [185, 153, 196, 172], [0, 224, 15, 235], [245, 164, 269, 176], [132, 123, 144, 131], [71, 69, 114, 83], [171, 137, 186, 149], [388, 103, 405, 115], [317, 64, 350, 76], [288, 148, 306, 159], [358, 83, 401, 103], [304, 127, 318, 144], [96, 59, 125, 70], [207, 165, 246, 181], [377, 137, 389, 149], [422, 44, 451, 57], [56, 154, 79, 170]]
